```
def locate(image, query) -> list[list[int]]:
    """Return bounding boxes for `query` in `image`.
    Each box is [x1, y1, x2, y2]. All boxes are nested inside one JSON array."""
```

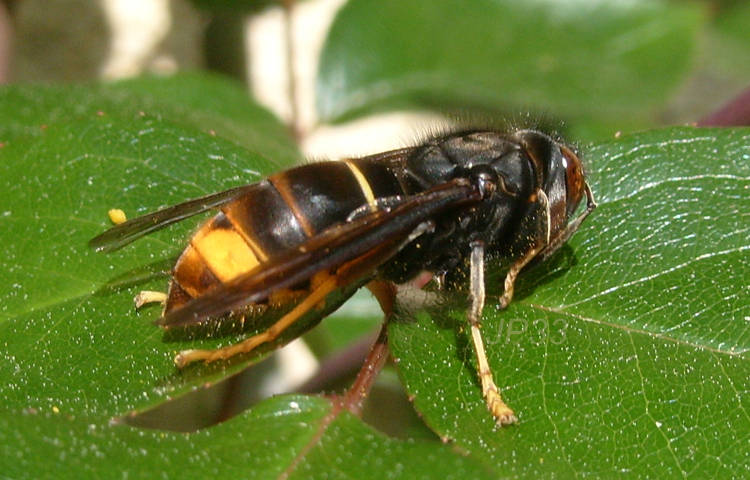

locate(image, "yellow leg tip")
[[174, 349, 202, 368], [485, 389, 518, 426], [134, 290, 167, 309], [492, 406, 518, 426]]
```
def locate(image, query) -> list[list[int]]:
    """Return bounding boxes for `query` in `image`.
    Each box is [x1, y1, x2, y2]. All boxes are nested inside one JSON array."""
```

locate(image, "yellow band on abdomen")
[[191, 228, 261, 282], [343, 159, 376, 210]]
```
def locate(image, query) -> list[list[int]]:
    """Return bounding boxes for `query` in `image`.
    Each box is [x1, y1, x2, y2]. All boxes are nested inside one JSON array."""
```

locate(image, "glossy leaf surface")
[[390, 127, 750, 477], [0, 76, 491, 478]]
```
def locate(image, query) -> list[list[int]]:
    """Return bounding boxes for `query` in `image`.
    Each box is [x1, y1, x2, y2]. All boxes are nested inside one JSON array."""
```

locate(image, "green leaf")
[[389, 126, 750, 477], [0, 77, 490, 478], [3, 77, 748, 477], [714, 2, 750, 49], [0, 395, 492, 479], [317, 0, 702, 126], [700, 2, 750, 99], [0, 75, 299, 417], [115, 73, 301, 163]]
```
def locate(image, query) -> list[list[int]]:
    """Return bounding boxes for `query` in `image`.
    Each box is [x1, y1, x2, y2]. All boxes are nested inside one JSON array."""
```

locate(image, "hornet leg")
[[469, 241, 518, 426]]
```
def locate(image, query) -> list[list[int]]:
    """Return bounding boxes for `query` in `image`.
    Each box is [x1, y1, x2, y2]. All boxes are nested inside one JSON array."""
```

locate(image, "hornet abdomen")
[[165, 158, 404, 312]]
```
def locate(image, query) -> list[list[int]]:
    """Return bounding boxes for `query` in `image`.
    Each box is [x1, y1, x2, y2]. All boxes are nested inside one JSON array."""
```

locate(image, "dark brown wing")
[[89, 184, 261, 252], [157, 178, 481, 328]]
